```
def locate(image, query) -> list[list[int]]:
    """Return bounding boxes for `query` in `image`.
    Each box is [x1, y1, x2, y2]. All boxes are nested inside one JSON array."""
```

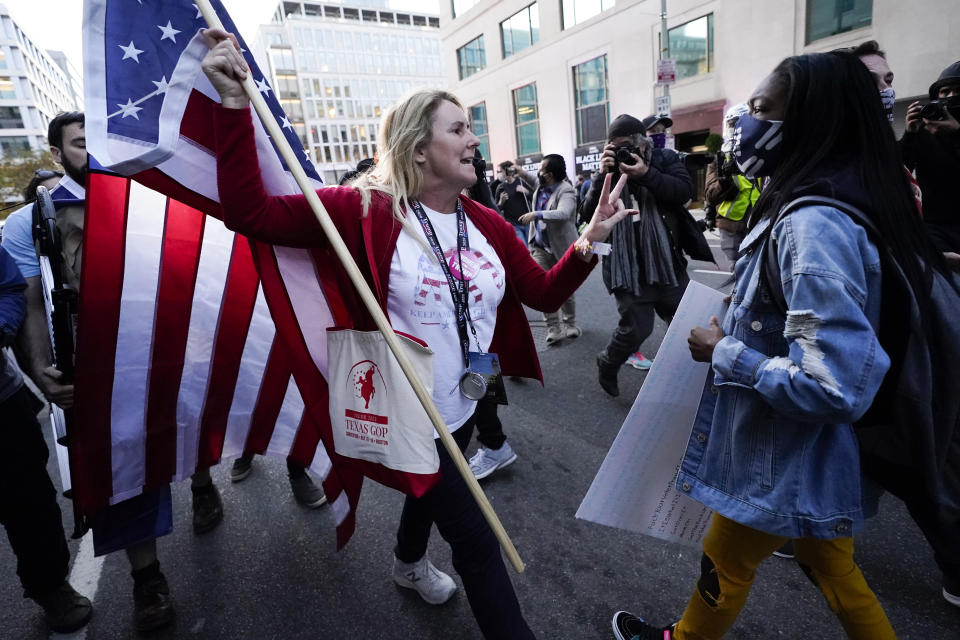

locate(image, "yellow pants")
[[673, 514, 896, 640]]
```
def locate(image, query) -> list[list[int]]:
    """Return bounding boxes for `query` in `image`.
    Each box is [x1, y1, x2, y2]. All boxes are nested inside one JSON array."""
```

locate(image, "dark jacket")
[[0, 245, 26, 403], [581, 148, 714, 287], [900, 129, 960, 227]]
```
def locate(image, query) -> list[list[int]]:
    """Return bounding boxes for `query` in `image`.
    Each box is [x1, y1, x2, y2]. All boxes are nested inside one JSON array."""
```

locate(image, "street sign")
[[657, 58, 676, 85], [655, 94, 671, 116]]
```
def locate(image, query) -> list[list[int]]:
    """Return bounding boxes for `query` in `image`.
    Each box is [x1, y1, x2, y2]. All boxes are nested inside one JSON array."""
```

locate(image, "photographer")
[[583, 114, 713, 396], [495, 161, 532, 243], [901, 60, 960, 254]]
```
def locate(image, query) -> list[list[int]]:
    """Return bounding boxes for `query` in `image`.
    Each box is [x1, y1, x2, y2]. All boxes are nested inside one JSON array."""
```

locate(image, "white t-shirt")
[[387, 203, 506, 435]]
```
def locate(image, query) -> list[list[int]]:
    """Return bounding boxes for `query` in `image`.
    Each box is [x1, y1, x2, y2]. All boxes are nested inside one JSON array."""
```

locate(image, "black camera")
[[614, 145, 641, 171], [920, 100, 949, 121]]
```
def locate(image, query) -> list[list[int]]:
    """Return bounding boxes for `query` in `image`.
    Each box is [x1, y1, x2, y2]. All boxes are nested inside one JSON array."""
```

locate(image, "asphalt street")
[[2, 232, 958, 639]]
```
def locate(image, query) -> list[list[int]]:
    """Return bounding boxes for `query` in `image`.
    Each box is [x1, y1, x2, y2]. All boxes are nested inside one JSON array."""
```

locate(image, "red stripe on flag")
[[195, 235, 261, 469], [135, 169, 220, 219], [71, 173, 130, 514], [144, 199, 206, 487], [180, 89, 218, 154], [243, 335, 293, 454]]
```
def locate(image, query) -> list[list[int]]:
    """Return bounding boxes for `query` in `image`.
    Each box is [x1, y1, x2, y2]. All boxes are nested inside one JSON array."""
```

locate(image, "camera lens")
[[919, 101, 948, 121]]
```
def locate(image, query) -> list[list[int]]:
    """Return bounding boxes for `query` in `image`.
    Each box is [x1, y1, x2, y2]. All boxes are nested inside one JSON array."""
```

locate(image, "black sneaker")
[[772, 540, 795, 559], [230, 454, 254, 482], [612, 611, 674, 640], [133, 571, 174, 632], [191, 481, 224, 534], [31, 581, 93, 633], [289, 473, 327, 508], [597, 353, 620, 397], [944, 573, 960, 608]]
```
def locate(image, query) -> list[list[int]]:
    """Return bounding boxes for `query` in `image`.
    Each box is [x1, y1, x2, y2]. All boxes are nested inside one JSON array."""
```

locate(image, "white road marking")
[[51, 533, 105, 640]]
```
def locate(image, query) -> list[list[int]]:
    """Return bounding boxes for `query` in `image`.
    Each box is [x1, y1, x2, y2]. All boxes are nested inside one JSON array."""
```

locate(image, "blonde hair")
[[352, 88, 462, 222]]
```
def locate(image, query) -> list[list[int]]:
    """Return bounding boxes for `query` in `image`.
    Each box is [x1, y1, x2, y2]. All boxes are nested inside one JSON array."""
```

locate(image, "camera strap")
[[410, 199, 480, 369]]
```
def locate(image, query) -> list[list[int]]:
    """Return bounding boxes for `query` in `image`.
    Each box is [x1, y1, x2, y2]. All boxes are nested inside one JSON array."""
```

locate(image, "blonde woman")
[[201, 30, 632, 638]]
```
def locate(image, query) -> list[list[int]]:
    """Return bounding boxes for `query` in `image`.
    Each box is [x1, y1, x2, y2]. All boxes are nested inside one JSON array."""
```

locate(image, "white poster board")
[[576, 281, 727, 547]]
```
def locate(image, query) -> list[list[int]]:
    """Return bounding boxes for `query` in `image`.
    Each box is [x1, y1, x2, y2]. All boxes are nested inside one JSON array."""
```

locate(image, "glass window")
[[501, 4, 540, 59], [0, 106, 22, 128], [806, 0, 872, 43], [572, 55, 609, 144], [469, 102, 490, 161], [452, 0, 481, 18], [512, 83, 540, 155], [562, 0, 613, 30], [0, 135, 30, 156], [0, 77, 15, 99], [456, 35, 486, 80], [668, 14, 714, 81]]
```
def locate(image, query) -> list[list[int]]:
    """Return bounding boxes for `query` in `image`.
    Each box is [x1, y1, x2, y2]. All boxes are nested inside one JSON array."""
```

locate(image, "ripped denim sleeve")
[[713, 270, 889, 424]]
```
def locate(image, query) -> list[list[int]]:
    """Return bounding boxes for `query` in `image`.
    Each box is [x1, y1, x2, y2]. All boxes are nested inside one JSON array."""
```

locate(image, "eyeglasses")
[[34, 169, 61, 179]]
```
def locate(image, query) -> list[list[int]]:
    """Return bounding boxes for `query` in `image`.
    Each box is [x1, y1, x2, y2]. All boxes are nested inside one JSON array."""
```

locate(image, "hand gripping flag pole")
[[196, 0, 524, 573]]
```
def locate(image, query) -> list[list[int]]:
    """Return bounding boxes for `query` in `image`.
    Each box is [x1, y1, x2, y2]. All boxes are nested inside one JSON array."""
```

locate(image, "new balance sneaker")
[[393, 555, 457, 605], [289, 472, 328, 508], [612, 611, 674, 640], [944, 574, 960, 608], [31, 581, 92, 633], [626, 352, 653, 370], [230, 454, 254, 482], [545, 325, 565, 345], [468, 442, 518, 480], [191, 481, 224, 534]]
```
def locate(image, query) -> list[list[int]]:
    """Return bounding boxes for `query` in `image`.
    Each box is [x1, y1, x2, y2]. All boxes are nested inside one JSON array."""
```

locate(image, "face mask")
[[879, 87, 896, 124], [732, 114, 784, 178], [650, 132, 667, 149]]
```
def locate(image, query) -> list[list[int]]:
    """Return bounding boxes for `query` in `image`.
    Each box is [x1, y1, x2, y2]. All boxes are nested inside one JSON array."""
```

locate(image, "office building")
[[255, 1, 444, 185], [442, 0, 959, 183], [0, 4, 83, 158]]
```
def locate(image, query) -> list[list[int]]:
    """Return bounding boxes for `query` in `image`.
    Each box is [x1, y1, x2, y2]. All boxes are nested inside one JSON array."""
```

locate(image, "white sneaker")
[[392, 556, 457, 605], [468, 443, 518, 480]]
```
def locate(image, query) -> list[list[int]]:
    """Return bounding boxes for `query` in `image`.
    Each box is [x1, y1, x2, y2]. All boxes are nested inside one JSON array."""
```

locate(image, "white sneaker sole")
[[944, 587, 960, 607], [393, 573, 456, 605], [472, 452, 518, 480]]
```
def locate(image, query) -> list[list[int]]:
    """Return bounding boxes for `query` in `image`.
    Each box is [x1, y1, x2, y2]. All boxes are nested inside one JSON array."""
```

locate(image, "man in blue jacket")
[[0, 245, 92, 633]]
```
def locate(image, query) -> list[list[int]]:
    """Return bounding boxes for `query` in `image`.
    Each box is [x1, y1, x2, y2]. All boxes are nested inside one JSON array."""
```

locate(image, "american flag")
[[80, 0, 372, 546]]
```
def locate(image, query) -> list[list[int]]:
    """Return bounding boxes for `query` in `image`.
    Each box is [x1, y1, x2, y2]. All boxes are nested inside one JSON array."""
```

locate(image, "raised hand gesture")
[[574, 173, 636, 258]]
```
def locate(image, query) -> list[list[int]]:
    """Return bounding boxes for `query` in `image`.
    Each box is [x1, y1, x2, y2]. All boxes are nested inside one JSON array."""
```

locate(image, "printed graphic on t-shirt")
[[410, 247, 504, 328]]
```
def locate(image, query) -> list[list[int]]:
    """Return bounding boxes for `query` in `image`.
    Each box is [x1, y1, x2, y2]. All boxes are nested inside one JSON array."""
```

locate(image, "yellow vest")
[[717, 175, 760, 221]]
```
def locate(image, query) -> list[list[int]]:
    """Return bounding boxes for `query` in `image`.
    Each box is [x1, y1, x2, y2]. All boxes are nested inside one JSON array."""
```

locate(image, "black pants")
[[0, 385, 70, 598], [863, 454, 960, 582], [474, 397, 506, 450], [603, 279, 688, 367], [395, 412, 535, 640]]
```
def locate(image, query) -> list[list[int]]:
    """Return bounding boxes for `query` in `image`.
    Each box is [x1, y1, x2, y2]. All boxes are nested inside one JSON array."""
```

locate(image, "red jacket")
[[213, 106, 596, 382]]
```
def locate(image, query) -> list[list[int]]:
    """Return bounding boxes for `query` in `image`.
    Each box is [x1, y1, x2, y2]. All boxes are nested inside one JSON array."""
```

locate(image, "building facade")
[[441, 0, 959, 179], [0, 4, 82, 158], [255, 1, 444, 185]]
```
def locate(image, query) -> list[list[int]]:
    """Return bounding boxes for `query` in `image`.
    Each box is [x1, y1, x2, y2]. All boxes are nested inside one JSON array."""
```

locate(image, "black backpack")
[[762, 196, 960, 504]]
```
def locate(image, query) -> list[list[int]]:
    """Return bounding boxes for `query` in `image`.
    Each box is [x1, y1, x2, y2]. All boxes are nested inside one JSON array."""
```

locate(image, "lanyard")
[[410, 200, 479, 368]]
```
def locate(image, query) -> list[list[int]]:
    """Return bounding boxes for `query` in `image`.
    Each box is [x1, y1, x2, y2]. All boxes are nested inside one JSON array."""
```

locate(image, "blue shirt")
[[677, 205, 889, 539], [0, 245, 26, 403]]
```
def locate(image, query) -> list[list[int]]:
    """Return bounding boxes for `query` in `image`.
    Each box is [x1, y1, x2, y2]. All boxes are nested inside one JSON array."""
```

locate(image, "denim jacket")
[[677, 204, 889, 539]]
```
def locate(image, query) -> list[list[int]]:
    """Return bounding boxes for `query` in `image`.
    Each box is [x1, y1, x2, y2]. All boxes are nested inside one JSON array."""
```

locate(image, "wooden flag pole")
[[196, 0, 524, 573]]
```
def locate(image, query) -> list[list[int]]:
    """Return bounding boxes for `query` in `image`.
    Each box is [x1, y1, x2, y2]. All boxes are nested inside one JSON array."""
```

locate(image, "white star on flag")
[[280, 115, 293, 130], [118, 41, 144, 63], [255, 77, 272, 96], [193, 3, 202, 19], [152, 76, 171, 93], [157, 21, 181, 43], [117, 98, 143, 119]]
